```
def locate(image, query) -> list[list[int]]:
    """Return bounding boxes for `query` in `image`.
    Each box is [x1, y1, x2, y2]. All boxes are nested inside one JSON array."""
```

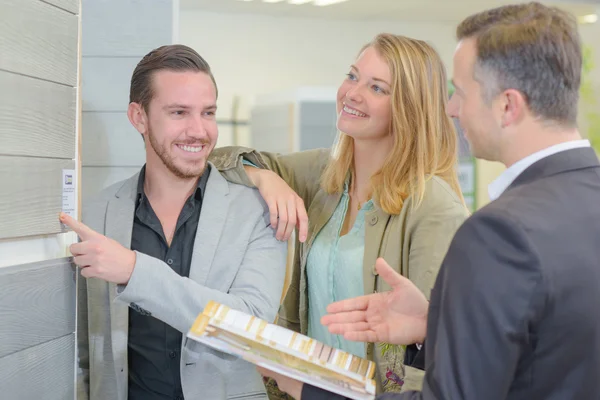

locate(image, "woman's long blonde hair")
[[321, 33, 464, 214]]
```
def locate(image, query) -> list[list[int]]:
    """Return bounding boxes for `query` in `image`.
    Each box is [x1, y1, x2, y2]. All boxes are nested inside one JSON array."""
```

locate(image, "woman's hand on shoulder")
[[247, 166, 309, 242]]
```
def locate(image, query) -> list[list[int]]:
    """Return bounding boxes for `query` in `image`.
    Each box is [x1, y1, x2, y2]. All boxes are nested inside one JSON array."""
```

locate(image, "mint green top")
[[306, 182, 374, 358]]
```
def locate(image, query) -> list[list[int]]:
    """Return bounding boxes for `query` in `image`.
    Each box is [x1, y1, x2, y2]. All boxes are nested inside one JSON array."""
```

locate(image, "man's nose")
[[187, 114, 207, 138]]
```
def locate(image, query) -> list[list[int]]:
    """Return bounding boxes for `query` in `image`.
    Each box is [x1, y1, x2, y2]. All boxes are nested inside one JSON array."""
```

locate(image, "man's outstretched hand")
[[60, 212, 136, 284], [321, 258, 428, 346]]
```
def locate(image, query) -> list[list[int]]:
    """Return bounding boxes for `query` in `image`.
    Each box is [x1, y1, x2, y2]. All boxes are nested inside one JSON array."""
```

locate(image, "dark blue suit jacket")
[[303, 148, 600, 400]]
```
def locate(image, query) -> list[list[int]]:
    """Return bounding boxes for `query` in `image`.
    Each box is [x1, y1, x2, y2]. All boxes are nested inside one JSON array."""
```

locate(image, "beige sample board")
[[0, 0, 81, 398]]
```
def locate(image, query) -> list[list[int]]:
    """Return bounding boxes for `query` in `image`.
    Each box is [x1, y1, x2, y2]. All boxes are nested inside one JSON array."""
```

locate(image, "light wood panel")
[[82, 112, 145, 166], [0, 258, 75, 358], [0, 157, 75, 239], [0, 71, 76, 159], [82, 57, 140, 111], [41, 0, 79, 14], [0, 334, 74, 400], [82, 0, 172, 56], [0, 0, 78, 86]]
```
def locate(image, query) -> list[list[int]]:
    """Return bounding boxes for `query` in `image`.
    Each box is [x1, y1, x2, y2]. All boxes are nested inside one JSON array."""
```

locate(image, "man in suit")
[[260, 3, 600, 399], [63, 44, 287, 400]]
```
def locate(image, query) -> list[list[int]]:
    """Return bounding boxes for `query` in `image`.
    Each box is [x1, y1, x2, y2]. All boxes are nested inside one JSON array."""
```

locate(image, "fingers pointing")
[[59, 212, 97, 240]]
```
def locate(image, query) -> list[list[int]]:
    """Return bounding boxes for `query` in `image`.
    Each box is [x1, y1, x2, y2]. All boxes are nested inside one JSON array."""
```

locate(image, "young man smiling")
[[69, 44, 286, 400]]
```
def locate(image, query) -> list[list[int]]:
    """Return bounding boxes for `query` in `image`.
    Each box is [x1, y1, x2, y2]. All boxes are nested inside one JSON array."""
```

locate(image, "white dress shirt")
[[488, 139, 591, 201]]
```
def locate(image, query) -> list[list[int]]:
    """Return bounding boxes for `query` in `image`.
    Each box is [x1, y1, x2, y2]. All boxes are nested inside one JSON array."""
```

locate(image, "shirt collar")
[[488, 139, 591, 201], [136, 164, 211, 204]]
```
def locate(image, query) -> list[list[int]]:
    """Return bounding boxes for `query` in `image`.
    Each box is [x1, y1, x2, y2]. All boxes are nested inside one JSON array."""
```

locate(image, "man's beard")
[[147, 126, 208, 179]]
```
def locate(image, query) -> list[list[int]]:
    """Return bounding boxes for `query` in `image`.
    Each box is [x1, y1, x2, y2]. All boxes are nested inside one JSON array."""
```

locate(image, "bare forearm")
[[244, 164, 263, 187]]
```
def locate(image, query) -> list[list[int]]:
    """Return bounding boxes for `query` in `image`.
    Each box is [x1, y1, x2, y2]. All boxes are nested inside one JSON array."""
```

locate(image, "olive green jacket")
[[209, 146, 469, 394]]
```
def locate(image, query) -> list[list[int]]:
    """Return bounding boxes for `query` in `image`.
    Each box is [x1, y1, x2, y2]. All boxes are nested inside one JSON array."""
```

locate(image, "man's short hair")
[[457, 2, 581, 127], [129, 44, 218, 112]]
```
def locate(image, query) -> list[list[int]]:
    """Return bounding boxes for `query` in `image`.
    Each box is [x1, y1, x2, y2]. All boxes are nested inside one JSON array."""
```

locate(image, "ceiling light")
[[579, 14, 598, 24], [313, 0, 349, 5], [288, 0, 312, 4], [262, 0, 285, 3]]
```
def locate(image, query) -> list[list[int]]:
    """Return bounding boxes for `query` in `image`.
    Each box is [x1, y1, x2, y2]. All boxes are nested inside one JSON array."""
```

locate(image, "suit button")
[[369, 215, 378, 225], [167, 259, 174, 265], [169, 351, 177, 359]]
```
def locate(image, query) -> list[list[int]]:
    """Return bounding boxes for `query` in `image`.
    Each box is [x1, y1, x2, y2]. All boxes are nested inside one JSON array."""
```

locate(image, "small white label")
[[62, 169, 76, 218]]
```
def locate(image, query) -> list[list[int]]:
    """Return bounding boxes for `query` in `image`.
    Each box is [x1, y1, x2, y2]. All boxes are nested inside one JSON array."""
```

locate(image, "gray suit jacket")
[[305, 147, 600, 400], [77, 164, 287, 400]]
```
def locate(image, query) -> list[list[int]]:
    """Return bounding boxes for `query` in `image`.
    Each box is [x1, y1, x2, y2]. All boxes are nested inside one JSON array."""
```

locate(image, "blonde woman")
[[210, 33, 468, 395]]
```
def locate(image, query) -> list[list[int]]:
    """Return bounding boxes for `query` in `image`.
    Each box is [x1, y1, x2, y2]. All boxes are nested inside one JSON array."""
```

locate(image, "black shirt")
[[128, 165, 210, 400]]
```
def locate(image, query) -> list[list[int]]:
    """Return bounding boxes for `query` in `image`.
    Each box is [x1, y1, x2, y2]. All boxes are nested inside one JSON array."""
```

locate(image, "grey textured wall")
[[0, 0, 80, 397], [80, 0, 176, 203]]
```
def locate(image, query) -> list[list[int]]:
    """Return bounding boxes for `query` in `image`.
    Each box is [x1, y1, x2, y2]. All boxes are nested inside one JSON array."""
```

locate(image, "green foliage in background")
[[581, 45, 600, 153]]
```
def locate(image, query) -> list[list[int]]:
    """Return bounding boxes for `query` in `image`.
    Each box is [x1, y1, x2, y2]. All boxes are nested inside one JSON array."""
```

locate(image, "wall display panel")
[[82, 0, 172, 56], [41, 0, 79, 14], [0, 71, 76, 159], [81, 57, 140, 112], [0, 333, 75, 400], [0, 258, 75, 358], [0, 157, 76, 240], [0, 0, 78, 86]]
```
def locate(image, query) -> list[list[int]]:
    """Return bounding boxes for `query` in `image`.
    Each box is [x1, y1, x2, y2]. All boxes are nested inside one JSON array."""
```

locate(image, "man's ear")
[[127, 102, 148, 138], [499, 89, 527, 128]]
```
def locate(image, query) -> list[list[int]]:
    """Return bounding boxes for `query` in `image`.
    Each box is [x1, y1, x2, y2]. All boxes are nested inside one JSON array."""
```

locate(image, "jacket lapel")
[[508, 147, 600, 193], [362, 206, 390, 295], [188, 164, 230, 285], [104, 174, 137, 386]]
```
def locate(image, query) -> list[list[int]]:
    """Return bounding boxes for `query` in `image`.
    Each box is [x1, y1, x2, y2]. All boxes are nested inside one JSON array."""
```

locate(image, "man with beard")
[[67, 45, 287, 400]]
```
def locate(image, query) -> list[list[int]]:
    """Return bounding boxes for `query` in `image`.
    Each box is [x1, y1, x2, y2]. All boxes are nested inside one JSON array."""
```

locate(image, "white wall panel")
[[0, 71, 76, 159], [0, 0, 78, 85]]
